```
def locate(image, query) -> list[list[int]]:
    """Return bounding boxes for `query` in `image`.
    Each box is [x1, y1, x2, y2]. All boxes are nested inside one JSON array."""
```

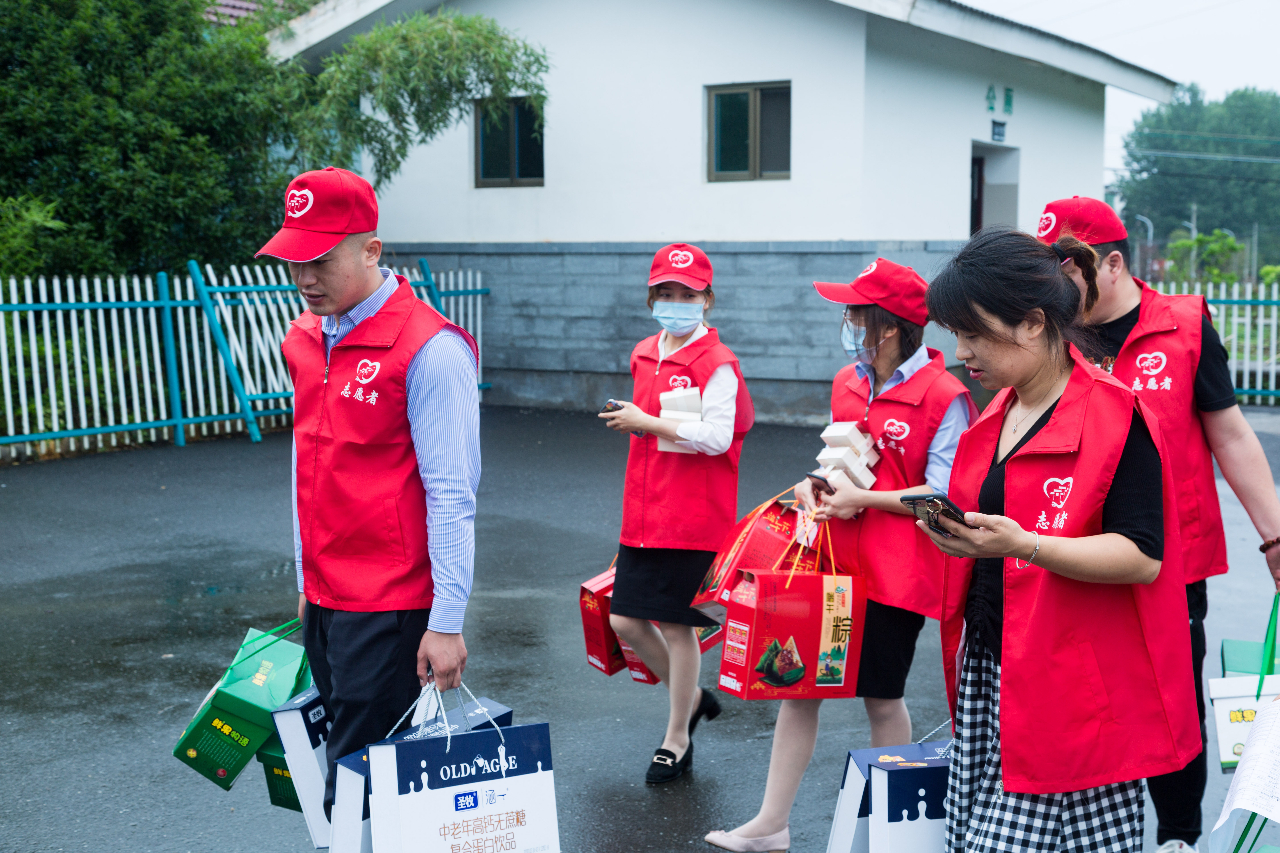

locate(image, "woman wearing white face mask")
[[600, 243, 755, 784], [705, 259, 975, 853]]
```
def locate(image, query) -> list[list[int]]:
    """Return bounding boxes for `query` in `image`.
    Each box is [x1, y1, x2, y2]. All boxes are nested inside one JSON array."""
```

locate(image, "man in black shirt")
[[1041, 196, 1280, 853]]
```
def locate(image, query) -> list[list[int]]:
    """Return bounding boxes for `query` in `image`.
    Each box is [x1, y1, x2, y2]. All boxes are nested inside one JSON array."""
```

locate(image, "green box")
[[256, 734, 302, 812], [173, 626, 308, 790], [1222, 639, 1280, 677]]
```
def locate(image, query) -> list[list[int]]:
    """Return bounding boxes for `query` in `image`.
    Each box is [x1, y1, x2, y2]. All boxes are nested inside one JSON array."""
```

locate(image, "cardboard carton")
[[718, 565, 866, 701], [659, 386, 702, 413], [1208, 673, 1280, 771], [658, 409, 701, 454], [256, 734, 302, 812], [173, 626, 309, 790]]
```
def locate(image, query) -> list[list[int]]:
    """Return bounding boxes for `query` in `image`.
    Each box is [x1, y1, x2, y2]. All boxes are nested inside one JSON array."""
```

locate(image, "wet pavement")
[[2, 406, 1280, 852]]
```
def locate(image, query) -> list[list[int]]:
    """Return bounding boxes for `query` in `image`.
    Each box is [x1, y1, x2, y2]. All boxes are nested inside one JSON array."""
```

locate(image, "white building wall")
[[376, 0, 871, 244], [861, 16, 1105, 240], [373, 0, 1105, 245]]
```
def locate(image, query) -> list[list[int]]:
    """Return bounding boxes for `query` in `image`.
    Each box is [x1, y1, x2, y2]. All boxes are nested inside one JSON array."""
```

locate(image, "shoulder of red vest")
[[1145, 286, 1209, 325], [832, 362, 860, 389]]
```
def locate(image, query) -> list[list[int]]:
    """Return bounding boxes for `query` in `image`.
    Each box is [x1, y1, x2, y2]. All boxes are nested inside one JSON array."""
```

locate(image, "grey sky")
[[960, 0, 1280, 184]]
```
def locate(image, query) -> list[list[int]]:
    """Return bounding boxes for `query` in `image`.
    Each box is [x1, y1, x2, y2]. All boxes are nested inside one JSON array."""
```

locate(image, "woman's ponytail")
[[1052, 235, 1099, 318]]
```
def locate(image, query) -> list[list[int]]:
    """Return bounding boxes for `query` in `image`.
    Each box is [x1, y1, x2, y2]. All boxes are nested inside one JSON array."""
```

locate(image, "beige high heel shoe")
[[703, 826, 790, 852]]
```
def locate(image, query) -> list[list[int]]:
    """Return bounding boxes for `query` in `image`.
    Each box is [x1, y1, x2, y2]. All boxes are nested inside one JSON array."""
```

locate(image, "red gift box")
[[717, 528, 867, 701], [582, 560, 726, 683], [580, 561, 626, 676], [693, 493, 814, 624]]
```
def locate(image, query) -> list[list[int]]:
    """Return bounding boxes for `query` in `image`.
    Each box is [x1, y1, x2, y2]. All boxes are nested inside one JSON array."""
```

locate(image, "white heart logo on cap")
[[669, 250, 694, 268], [669, 375, 692, 390], [1037, 212, 1056, 238], [1135, 352, 1166, 376], [858, 261, 878, 278], [1043, 477, 1073, 509], [882, 419, 910, 440], [354, 359, 380, 384], [286, 189, 314, 218]]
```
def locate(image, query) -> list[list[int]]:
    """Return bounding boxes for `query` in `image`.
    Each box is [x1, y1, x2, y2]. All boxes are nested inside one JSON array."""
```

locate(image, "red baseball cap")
[[255, 167, 379, 262], [1037, 196, 1127, 245], [648, 243, 713, 291], [813, 259, 929, 327]]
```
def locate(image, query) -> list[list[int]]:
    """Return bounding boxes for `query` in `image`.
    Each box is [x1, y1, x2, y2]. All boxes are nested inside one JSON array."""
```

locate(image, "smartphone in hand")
[[806, 472, 835, 496], [900, 492, 976, 538]]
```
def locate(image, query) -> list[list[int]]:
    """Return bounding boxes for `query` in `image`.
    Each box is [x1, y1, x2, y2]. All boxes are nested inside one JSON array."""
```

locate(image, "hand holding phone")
[[900, 493, 977, 538], [805, 472, 835, 496]]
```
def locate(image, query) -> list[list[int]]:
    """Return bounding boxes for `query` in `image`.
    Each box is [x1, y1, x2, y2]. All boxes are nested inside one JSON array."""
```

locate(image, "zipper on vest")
[[324, 365, 328, 385]]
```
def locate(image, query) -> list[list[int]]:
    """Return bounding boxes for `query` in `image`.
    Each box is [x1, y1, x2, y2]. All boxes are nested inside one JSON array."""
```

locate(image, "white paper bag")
[[332, 750, 373, 853], [272, 686, 332, 848], [369, 722, 559, 853], [826, 741, 950, 853]]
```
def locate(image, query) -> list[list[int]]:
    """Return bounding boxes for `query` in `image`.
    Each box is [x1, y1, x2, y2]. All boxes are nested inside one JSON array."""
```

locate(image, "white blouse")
[[655, 326, 738, 456]]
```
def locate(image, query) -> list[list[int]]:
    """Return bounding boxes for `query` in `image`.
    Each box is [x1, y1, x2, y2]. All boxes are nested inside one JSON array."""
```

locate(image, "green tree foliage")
[[0, 196, 67, 278], [0, 0, 547, 275], [1165, 229, 1244, 282], [1118, 85, 1280, 269]]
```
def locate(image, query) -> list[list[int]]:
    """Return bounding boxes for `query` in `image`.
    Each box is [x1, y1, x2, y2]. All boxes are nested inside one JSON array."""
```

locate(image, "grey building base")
[[481, 368, 833, 425], [384, 240, 968, 421]]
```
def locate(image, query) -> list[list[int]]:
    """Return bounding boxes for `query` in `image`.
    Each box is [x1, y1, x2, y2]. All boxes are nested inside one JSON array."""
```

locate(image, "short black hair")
[[1091, 238, 1130, 272]]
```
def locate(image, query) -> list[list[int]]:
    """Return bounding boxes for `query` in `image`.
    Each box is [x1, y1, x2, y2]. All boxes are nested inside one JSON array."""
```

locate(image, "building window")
[[707, 83, 790, 182], [475, 98, 543, 188]]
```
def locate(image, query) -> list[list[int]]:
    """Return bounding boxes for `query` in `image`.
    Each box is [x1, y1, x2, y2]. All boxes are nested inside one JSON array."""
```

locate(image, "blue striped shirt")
[[852, 345, 971, 493], [293, 269, 480, 633]]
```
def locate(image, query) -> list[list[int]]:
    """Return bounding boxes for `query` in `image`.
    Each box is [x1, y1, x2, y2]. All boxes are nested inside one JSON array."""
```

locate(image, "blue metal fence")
[[0, 259, 486, 459]]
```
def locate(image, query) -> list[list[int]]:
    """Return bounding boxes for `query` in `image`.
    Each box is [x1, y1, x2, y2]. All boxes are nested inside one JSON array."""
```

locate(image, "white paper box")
[[332, 751, 373, 853], [817, 446, 861, 474], [822, 422, 868, 449], [658, 409, 700, 454], [848, 463, 876, 489], [272, 686, 332, 848], [1208, 674, 1280, 771], [369, 723, 560, 853], [826, 741, 950, 853], [659, 386, 702, 413]]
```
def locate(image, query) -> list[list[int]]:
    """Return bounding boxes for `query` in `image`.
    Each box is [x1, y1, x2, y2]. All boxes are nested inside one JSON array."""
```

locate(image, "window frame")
[[474, 98, 544, 189], [706, 81, 791, 183]]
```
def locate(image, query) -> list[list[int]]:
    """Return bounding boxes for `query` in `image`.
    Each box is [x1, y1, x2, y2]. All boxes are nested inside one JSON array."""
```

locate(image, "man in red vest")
[[258, 167, 480, 817], [1041, 196, 1280, 853]]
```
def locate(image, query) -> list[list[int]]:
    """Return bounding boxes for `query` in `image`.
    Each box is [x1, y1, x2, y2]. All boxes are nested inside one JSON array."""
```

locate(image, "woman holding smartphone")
[[920, 228, 1199, 853], [599, 243, 755, 784], [705, 259, 974, 853]]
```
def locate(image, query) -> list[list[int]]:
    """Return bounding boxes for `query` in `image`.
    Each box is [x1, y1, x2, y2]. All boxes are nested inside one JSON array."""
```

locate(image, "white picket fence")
[[0, 264, 484, 461], [1153, 281, 1280, 406]]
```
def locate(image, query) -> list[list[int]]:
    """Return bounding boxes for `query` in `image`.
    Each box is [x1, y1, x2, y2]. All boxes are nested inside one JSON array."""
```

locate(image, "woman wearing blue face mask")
[[705, 259, 975, 853], [599, 243, 755, 784]]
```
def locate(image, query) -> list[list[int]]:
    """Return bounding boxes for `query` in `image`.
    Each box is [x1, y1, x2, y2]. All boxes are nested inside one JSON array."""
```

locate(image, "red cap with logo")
[[648, 243, 713, 291], [813, 259, 929, 327], [256, 167, 379, 263], [1036, 196, 1127, 245]]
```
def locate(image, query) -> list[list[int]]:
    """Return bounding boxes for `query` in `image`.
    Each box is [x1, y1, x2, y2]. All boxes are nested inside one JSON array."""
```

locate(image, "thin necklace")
[[1011, 367, 1067, 435]]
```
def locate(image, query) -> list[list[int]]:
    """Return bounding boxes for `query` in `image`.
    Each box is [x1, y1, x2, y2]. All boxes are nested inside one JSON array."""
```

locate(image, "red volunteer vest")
[[940, 346, 1200, 794], [283, 278, 478, 611], [1105, 282, 1227, 583], [828, 348, 976, 618], [620, 328, 755, 552]]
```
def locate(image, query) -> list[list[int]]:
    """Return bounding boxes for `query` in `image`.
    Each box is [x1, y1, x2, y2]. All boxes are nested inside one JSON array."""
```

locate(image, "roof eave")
[[832, 0, 1178, 101]]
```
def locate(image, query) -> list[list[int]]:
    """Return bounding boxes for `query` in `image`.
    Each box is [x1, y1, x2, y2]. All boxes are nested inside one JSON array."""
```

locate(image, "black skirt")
[[610, 543, 719, 628], [855, 599, 927, 699]]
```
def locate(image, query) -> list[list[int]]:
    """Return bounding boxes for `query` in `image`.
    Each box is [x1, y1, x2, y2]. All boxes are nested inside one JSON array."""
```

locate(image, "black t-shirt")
[[964, 403, 1165, 663], [1093, 305, 1236, 412]]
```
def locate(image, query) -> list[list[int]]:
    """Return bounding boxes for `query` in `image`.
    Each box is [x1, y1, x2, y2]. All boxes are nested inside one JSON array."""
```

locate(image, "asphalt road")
[[2, 406, 1279, 852]]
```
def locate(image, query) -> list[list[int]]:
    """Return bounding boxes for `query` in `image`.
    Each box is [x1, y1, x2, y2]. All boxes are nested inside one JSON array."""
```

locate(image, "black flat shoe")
[[645, 740, 693, 784], [689, 688, 722, 735]]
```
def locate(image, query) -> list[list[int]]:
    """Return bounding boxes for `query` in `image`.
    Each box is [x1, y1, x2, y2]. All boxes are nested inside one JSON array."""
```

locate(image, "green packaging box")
[[256, 734, 303, 812], [173, 626, 308, 790], [1222, 638, 1280, 678]]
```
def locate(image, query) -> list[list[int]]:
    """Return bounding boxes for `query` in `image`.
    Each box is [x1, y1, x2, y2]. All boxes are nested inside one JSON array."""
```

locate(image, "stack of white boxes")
[[816, 422, 879, 489], [658, 386, 702, 454]]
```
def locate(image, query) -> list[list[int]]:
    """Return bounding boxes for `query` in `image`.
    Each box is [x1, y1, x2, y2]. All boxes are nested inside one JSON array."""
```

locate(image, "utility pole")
[[1182, 203, 1198, 281], [1254, 222, 1260, 284], [1135, 214, 1154, 281]]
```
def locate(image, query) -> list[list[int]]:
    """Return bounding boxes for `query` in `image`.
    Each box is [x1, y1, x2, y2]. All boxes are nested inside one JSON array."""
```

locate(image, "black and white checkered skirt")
[[945, 637, 1145, 853]]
